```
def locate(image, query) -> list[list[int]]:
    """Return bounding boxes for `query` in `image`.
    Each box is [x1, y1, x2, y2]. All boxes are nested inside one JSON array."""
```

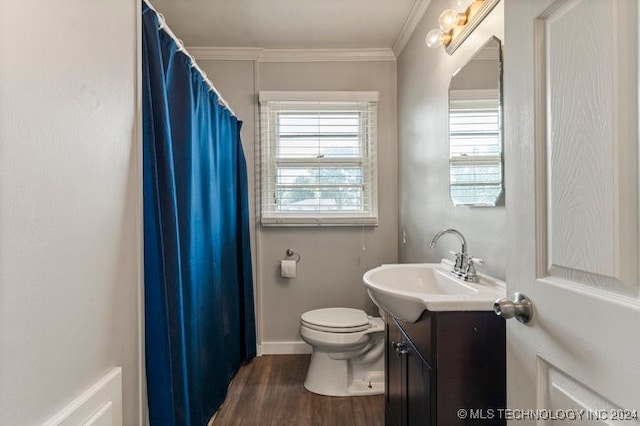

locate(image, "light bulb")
[[438, 8, 465, 31], [425, 29, 444, 48]]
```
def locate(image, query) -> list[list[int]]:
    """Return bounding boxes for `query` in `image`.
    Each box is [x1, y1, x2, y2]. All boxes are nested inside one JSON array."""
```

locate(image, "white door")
[[504, 0, 640, 423]]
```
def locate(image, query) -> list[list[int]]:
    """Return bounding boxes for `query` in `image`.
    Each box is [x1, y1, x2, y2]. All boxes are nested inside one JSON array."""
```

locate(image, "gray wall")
[[0, 0, 141, 423], [397, 0, 505, 279], [200, 59, 398, 352]]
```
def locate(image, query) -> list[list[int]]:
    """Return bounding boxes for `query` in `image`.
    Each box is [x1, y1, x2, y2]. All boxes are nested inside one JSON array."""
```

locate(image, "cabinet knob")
[[392, 341, 409, 356]]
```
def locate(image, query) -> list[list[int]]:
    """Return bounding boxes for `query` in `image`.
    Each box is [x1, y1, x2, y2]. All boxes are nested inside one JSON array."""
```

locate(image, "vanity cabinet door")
[[386, 318, 434, 426], [406, 346, 432, 426], [386, 320, 404, 426], [385, 312, 505, 426]]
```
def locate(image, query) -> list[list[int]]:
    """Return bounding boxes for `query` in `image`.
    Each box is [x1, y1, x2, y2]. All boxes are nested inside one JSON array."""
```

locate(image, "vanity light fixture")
[[425, 0, 500, 55], [456, 0, 474, 8], [438, 8, 468, 32]]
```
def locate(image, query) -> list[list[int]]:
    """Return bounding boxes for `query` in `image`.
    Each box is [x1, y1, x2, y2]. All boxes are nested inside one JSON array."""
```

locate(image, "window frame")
[[258, 91, 379, 226]]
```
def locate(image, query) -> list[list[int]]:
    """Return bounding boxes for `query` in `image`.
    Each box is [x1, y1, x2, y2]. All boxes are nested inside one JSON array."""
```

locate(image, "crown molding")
[[259, 91, 379, 102], [392, 0, 433, 56], [188, 47, 263, 61], [189, 47, 396, 63], [259, 48, 395, 62]]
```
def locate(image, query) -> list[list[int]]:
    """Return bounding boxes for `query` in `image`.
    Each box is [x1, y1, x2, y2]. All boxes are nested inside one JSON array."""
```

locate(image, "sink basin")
[[362, 262, 506, 322]]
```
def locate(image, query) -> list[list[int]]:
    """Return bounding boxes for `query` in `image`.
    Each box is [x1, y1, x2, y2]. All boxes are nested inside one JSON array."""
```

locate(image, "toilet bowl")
[[299, 307, 385, 397]]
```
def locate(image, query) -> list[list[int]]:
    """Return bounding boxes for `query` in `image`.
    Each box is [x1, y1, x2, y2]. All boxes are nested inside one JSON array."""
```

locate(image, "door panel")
[[546, 0, 616, 279], [539, 359, 633, 423], [542, 0, 639, 296], [504, 0, 640, 422]]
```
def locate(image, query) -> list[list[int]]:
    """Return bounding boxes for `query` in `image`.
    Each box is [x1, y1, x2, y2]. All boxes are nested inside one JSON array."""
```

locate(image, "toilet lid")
[[301, 308, 370, 331]]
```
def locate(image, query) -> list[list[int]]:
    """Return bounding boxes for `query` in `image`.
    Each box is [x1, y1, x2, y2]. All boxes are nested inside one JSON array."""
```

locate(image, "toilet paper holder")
[[285, 248, 301, 263]]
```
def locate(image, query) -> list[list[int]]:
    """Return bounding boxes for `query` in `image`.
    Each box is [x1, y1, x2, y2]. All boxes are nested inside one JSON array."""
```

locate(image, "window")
[[259, 91, 378, 226], [448, 89, 502, 205]]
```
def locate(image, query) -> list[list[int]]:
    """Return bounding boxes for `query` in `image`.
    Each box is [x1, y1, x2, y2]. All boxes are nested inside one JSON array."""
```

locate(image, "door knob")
[[494, 292, 533, 324]]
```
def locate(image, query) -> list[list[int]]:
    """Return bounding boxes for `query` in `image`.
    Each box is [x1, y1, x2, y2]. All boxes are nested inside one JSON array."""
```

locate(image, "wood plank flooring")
[[212, 355, 384, 426]]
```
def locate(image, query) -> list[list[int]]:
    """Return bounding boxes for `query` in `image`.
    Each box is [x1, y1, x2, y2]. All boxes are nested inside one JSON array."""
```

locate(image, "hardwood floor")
[[212, 355, 384, 426]]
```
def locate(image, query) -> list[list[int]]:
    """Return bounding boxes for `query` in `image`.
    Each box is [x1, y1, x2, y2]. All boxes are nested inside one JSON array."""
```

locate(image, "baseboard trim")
[[260, 341, 312, 355]]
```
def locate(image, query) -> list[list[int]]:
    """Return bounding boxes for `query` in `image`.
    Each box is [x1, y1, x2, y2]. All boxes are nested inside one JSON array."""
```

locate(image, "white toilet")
[[299, 307, 385, 397]]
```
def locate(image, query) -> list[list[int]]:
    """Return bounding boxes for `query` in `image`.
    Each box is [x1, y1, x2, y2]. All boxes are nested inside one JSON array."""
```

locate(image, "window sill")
[[261, 215, 378, 227]]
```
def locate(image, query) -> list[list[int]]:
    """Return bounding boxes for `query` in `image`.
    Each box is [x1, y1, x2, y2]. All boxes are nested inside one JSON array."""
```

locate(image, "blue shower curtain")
[[142, 4, 256, 425]]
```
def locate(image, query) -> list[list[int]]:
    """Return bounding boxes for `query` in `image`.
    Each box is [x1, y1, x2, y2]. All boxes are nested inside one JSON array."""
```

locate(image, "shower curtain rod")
[[143, 0, 237, 117]]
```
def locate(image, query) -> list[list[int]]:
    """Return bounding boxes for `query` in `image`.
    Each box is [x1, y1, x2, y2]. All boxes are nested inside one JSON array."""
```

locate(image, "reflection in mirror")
[[448, 36, 503, 206]]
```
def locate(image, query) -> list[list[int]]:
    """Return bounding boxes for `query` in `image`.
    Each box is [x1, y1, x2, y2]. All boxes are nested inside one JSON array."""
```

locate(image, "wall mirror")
[[448, 36, 503, 206]]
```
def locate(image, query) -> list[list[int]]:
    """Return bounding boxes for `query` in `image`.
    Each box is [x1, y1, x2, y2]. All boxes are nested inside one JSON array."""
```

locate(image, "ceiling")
[[150, 0, 429, 52]]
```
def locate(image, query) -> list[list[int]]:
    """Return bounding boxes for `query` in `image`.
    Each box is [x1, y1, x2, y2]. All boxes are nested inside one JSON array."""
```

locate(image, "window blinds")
[[259, 92, 378, 226], [449, 89, 502, 205]]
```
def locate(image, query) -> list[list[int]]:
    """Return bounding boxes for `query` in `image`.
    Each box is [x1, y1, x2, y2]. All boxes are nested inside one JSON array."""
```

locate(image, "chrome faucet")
[[429, 228, 483, 282]]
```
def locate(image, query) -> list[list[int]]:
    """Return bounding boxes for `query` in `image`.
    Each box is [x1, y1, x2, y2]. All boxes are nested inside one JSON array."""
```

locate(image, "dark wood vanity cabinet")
[[385, 310, 505, 426]]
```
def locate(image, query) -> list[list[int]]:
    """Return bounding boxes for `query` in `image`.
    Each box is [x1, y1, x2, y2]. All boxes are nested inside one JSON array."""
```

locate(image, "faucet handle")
[[469, 256, 485, 266]]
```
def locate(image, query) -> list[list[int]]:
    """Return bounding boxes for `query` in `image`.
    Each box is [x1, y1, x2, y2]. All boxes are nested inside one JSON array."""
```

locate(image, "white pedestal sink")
[[362, 261, 506, 322]]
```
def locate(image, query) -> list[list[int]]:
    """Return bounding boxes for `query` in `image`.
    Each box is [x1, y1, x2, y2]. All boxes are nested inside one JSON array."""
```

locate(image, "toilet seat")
[[301, 308, 371, 333]]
